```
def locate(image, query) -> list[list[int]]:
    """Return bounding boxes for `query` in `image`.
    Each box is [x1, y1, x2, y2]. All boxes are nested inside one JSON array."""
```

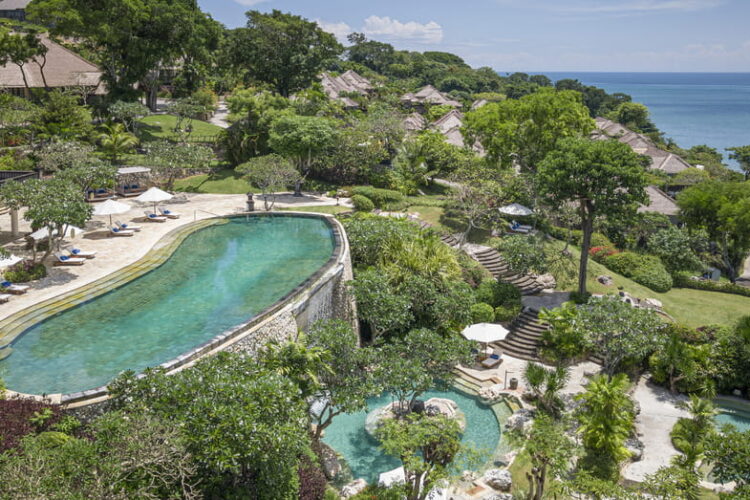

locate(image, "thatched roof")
[[471, 99, 488, 110], [638, 186, 679, 216], [431, 109, 464, 134], [594, 117, 690, 175], [0, 35, 105, 93], [0, 0, 31, 10], [319, 70, 373, 108], [401, 85, 461, 108], [402, 112, 427, 132]]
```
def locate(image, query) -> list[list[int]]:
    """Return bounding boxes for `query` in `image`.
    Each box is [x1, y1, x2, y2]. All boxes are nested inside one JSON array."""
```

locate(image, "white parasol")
[[135, 187, 173, 212], [93, 199, 131, 226], [499, 203, 534, 217], [461, 323, 509, 344]]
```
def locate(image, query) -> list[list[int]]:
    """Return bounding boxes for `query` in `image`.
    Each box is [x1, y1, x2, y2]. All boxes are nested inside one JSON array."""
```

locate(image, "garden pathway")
[[623, 378, 688, 483], [209, 99, 230, 129]]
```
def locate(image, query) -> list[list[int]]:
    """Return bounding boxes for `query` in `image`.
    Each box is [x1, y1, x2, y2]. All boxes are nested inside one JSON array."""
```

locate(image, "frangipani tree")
[[236, 154, 300, 210]]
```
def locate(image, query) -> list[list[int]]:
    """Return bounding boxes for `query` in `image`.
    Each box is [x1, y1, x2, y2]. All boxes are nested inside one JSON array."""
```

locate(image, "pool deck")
[[0, 192, 342, 325]]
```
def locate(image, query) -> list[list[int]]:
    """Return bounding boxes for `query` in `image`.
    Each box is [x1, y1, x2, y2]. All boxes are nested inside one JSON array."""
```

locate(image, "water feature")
[[322, 387, 508, 484], [0, 216, 335, 395], [715, 398, 750, 432]]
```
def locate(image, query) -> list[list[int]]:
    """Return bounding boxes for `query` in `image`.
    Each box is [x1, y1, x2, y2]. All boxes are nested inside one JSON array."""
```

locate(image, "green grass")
[[174, 169, 257, 194], [136, 115, 223, 142], [507, 451, 532, 494]]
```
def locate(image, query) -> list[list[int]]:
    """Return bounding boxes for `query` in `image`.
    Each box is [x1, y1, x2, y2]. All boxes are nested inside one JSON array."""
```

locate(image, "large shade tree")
[[225, 9, 342, 97], [677, 181, 750, 282], [537, 138, 648, 295]]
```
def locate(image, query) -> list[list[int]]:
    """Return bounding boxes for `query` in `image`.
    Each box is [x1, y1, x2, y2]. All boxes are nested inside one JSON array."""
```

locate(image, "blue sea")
[[535, 72, 750, 169]]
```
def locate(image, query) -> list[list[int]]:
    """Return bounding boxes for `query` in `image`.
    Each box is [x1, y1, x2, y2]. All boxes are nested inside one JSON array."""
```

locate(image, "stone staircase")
[[473, 248, 544, 296], [491, 309, 549, 361]]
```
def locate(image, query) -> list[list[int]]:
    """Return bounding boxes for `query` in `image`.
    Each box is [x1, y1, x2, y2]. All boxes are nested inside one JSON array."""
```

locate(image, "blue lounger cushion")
[[1, 281, 11, 287]]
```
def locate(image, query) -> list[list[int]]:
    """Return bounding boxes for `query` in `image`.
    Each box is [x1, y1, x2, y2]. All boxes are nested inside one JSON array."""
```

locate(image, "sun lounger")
[[53, 253, 86, 266], [143, 211, 167, 223], [110, 226, 135, 237], [67, 248, 96, 259], [481, 351, 503, 369], [1, 281, 29, 295], [508, 223, 530, 234], [158, 207, 180, 219], [115, 220, 141, 232], [0, 294, 11, 304]]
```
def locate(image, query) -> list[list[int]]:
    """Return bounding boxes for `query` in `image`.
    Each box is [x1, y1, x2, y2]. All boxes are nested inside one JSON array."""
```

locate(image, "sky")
[[196, 0, 750, 73]]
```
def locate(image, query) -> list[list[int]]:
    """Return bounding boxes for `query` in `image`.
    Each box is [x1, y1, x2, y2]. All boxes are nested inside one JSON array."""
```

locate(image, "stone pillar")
[[10, 209, 19, 237], [246, 193, 255, 212]]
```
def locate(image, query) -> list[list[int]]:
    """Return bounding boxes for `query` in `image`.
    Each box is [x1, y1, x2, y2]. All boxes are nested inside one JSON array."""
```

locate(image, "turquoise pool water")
[[0, 216, 334, 395], [715, 401, 750, 432], [322, 388, 504, 484]]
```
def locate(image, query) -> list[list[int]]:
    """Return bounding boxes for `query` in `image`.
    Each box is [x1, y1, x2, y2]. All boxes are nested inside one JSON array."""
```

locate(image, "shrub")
[[569, 291, 591, 304], [0, 397, 61, 453], [470, 303, 495, 323], [4, 261, 46, 283], [548, 227, 612, 249], [590, 232, 613, 248], [589, 246, 618, 263], [351, 186, 404, 208], [475, 280, 521, 308], [458, 253, 491, 289], [494, 304, 521, 323], [351, 194, 374, 212], [298, 455, 327, 500], [604, 252, 673, 293], [673, 272, 750, 298]]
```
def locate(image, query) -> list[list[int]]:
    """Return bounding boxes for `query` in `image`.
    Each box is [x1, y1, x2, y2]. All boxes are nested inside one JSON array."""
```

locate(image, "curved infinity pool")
[[322, 387, 507, 484], [0, 216, 335, 395]]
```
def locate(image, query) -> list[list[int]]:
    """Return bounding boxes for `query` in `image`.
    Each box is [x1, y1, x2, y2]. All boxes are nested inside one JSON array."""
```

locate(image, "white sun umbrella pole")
[[135, 187, 173, 213], [92, 199, 131, 226]]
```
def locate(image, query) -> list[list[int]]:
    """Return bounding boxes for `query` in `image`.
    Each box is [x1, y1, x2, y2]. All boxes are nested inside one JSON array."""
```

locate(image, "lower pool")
[[715, 398, 750, 432], [0, 216, 335, 395], [321, 387, 506, 484]]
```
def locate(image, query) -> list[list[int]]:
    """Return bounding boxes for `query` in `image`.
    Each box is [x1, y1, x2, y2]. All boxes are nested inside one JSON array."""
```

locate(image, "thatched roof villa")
[[401, 85, 462, 108], [0, 0, 31, 21], [639, 185, 680, 221], [320, 70, 374, 109]]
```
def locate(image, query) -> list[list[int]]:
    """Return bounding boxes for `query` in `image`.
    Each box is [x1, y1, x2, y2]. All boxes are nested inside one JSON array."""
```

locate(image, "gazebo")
[[116, 167, 151, 197]]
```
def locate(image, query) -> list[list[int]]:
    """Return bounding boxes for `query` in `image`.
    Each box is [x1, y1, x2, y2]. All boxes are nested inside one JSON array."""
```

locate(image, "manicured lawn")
[[136, 114, 223, 142], [174, 169, 257, 194]]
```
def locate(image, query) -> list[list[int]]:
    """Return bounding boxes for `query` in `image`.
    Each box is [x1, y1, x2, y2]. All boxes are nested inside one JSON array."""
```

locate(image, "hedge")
[[351, 186, 404, 208], [495, 304, 521, 323], [673, 272, 750, 298], [547, 226, 612, 248], [603, 252, 673, 293], [470, 303, 495, 323], [351, 194, 374, 212], [475, 280, 521, 308]]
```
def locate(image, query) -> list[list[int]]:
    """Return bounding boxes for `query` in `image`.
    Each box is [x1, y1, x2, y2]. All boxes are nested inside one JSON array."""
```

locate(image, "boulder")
[[341, 479, 367, 498], [733, 389, 743, 397], [505, 408, 534, 433], [598, 275, 614, 286], [536, 273, 556, 289], [479, 384, 506, 404], [320, 444, 342, 480], [643, 298, 664, 309], [626, 437, 645, 462], [483, 468, 512, 492], [561, 393, 583, 413]]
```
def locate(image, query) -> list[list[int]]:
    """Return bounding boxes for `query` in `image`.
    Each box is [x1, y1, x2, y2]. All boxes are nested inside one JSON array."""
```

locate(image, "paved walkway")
[[208, 99, 230, 129], [0, 193, 343, 323], [623, 378, 688, 482]]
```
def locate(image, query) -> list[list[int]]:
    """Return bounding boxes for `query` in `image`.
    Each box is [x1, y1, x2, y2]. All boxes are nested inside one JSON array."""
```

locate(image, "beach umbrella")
[[135, 187, 173, 212], [93, 199, 131, 226], [0, 255, 22, 268], [461, 323, 509, 345], [28, 225, 85, 242], [499, 203, 534, 217]]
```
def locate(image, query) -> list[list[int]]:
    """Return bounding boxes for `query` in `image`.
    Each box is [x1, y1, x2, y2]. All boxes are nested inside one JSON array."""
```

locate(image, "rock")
[[733, 389, 743, 397], [626, 437, 645, 462], [536, 273, 556, 289], [643, 298, 663, 309], [632, 400, 641, 416], [482, 494, 513, 500], [483, 468, 512, 492], [598, 275, 614, 286], [462, 470, 478, 482], [479, 384, 506, 404], [320, 444, 342, 480], [505, 408, 534, 433], [341, 479, 367, 498], [561, 393, 583, 413]]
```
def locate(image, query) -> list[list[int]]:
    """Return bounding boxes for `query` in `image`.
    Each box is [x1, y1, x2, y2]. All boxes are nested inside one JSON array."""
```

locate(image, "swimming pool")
[[0, 216, 335, 396], [715, 397, 750, 432], [322, 387, 508, 484]]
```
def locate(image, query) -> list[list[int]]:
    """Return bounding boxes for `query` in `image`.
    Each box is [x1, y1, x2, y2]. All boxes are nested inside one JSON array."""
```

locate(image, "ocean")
[[533, 72, 750, 169]]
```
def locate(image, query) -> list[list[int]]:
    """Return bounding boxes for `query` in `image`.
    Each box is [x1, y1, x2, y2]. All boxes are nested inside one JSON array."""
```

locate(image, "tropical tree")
[[537, 138, 648, 295], [31, 90, 93, 141], [108, 101, 150, 134], [463, 88, 594, 171], [649, 329, 714, 395], [236, 154, 300, 210], [260, 331, 332, 398], [0, 178, 93, 263], [704, 425, 750, 494], [672, 395, 716, 468], [97, 122, 138, 163], [143, 141, 214, 191], [643, 465, 701, 500], [223, 89, 290, 165], [678, 181, 750, 282], [268, 114, 338, 195], [32, 141, 95, 172], [0, 29, 49, 91], [576, 373, 635, 481], [351, 269, 414, 341], [56, 159, 118, 197], [376, 413, 466, 500], [390, 141, 434, 195], [522, 362, 570, 418], [727, 145, 750, 180], [538, 302, 593, 365], [225, 10, 342, 97]]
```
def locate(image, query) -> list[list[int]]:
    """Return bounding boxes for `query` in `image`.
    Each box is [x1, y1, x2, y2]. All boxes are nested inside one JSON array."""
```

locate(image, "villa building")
[[0, 35, 105, 98], [0, 0, 30, 21], [402, 112, 427, 133], [401, 85, 462, 109], [319, 70, 374, 109], [638, 185, 680, 222]]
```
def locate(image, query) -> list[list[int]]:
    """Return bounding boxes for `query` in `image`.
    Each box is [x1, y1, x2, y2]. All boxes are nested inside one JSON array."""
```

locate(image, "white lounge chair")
[[143, 211, 167, 223], [110, 226, 135, 237], [66, 247, 96, 259], [481, 349, 503, 369], [158, 207, 181, 219], [115, 220, 142, 232], [1, 281, 29, 295], [53, 253, 86, 266], [0, 294, 11, 303]]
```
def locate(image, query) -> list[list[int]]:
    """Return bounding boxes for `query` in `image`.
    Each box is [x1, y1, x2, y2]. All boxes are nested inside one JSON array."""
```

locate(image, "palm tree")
[[391, 141, 436, 195], [98, 122, 138, 163], [523, 362, 570, 418], [260, 332, 333, 398]]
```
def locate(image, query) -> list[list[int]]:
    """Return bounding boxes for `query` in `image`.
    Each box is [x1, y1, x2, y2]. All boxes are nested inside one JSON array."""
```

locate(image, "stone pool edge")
[[1, 212, 352, 407]]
